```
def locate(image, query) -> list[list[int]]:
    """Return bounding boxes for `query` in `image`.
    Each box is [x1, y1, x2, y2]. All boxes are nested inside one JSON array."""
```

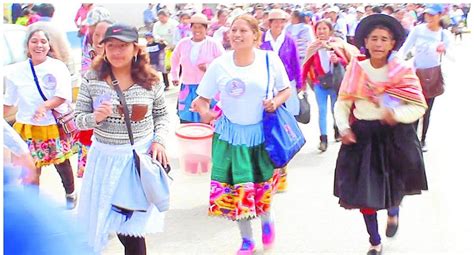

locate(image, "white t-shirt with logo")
[[4, 57, 72, 126], [197, 49, 290, 125]]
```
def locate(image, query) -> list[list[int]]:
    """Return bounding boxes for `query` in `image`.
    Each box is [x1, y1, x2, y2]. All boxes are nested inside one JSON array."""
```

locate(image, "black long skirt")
[[334, 120, 428, 210]]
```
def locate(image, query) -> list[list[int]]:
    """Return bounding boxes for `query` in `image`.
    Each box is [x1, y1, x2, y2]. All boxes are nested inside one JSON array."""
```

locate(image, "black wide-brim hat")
[[354, 14, 406, 51]]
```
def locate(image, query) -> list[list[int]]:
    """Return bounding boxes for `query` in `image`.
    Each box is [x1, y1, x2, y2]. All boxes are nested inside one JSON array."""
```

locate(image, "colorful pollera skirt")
[[75, 129, 93, 178], [334, 120, 428, 210], [208, 116, 279, 220], [13, 123, 74, 168], [178, 83, 217, 123]]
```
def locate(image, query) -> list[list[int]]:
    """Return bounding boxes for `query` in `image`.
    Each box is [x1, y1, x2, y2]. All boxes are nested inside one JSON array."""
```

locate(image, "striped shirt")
[[74, 70, 170, 146]]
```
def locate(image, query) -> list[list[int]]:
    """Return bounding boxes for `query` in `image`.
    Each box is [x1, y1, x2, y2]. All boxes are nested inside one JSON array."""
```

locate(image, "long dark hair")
[[91, 43, 160, 90]]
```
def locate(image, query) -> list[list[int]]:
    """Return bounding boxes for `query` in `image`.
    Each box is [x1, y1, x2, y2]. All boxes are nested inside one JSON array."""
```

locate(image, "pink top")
[[170, 36, 225, 85]]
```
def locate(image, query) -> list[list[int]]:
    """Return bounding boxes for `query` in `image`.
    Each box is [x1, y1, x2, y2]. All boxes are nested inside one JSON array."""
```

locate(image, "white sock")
[[237, 219, 253, 241]]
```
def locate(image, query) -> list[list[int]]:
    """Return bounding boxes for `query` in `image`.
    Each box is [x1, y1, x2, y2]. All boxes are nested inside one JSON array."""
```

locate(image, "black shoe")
[[319, 135, 328, 152], [385, 216, 399, 237], [421, 140, 428, 152], [367, 245, 383, 255]]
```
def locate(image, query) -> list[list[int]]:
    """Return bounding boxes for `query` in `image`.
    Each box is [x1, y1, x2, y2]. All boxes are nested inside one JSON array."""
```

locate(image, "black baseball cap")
[[100, 23, 138, 44]]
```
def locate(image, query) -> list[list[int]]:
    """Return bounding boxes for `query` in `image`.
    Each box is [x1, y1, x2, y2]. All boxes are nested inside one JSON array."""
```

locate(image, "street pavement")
[[38, 33, 474, 255]]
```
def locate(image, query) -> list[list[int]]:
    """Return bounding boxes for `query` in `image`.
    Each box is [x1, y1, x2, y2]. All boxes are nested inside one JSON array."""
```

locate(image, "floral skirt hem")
[[13, 123, 75, 168], [208, 170, 279, 221]]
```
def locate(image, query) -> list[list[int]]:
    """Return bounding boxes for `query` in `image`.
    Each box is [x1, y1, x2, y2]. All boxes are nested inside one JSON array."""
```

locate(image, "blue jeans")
[[314, 84, 337, 136]]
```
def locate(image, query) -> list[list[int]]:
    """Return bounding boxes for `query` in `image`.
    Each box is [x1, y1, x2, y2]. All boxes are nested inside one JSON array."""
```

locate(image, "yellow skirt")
[[13, 123, 75, 168]]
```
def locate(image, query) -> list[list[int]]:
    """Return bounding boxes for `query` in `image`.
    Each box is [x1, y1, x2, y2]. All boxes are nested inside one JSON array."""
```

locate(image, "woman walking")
[[191, 14, 290, 254], [3, 29, 77, 209], [260, 9, 302, 192], [302, 19, 354, 152], [75, 24, 170, 254], [334, 14, 428, 255], [171, 13, 225, 123], [397, 4, 451, 152]]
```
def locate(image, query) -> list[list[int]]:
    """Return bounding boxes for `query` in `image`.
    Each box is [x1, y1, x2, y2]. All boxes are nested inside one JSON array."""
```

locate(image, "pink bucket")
[[175, 123, 214, 175]]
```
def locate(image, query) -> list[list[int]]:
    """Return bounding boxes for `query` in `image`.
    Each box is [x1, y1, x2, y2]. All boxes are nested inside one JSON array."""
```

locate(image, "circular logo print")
[[225, 78, 246, 97], [42, 74, 57, 90]]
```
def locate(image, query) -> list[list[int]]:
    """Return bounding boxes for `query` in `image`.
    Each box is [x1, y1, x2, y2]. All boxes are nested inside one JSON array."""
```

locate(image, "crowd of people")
[[2, 2, 472, 255]]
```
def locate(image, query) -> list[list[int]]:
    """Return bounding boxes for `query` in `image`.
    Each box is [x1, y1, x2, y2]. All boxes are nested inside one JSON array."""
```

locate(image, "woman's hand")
[[340, 128, 357, 145], [149, 142, 168, 166], [329, 52, 339, 64], [93, 101, 113, 123], [381, 108, 398, 126], [263, 99, 277, 112], [436, 42, 446, 54], [32, 104, 48, 121], [197, 63, 207, 72]]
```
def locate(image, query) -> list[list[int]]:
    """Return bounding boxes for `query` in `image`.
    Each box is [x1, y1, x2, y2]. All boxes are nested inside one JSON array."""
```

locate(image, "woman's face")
[[104, 38, 137, 69], [218, 11, 228, 23], [92, 22, 111, 57], [424, 13, 441, 26], [269, 19, 286, 35], [229, 19, 257, 51], [364, 28, 395, 61], [316, 23, 332, 40], [180, 15, 191, 25], [28, 31, 50, 61], [191, 23, 207, 41]]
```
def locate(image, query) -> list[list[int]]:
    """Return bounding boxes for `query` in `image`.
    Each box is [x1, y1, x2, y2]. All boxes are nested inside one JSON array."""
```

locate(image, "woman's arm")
[[263, 87, 291, 112], [152, 85, 170, 146], [74, 77, 106, 130]]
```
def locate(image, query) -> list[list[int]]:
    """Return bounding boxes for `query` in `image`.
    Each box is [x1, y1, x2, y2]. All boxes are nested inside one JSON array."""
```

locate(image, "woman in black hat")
[[333, 14, 429, 255], [75, 23, 170, 255]]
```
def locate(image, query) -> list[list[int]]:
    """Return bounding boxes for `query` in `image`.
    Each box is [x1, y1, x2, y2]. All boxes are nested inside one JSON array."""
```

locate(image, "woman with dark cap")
[[75, 23, 170, 254], [334, 14, 429, 255]]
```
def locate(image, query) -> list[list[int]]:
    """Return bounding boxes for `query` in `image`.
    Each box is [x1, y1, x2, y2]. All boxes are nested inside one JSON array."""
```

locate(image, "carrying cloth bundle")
[[29, 59, 78, 140], [415, 31, 445, 99], [262, 52, 306, 168], [110, 71, 172, 218]]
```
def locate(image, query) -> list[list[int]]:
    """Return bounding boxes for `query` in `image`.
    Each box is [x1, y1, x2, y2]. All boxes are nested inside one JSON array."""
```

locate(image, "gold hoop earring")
[[103, 55, 109, 63]]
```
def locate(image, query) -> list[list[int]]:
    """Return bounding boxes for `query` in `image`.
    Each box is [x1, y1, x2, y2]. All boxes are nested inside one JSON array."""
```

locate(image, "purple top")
[[260, 32, 302, 89]]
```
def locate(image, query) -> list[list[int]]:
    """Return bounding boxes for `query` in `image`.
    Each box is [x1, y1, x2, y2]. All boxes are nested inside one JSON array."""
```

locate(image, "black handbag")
[[295, 91, 310, 124], [319, 62, 345, 92]]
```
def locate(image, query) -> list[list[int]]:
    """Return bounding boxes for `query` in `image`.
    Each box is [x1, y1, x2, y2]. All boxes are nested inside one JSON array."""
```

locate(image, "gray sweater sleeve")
[[74, 73, 101, 130], [152, 84, 170, 146]]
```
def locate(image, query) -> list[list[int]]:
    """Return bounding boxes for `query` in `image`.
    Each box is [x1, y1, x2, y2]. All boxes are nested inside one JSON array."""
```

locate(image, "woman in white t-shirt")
[[191, 14, 291, 254], [397, 4, 451, 152], [3, 29, 76, 209]]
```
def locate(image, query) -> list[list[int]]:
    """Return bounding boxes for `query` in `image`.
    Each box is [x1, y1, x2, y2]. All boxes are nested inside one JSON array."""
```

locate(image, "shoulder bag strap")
[[265, 51, 271, 100], [440, 29, 444, 63], [110, 72, 135, 147], [29, 59, 48, 101], [110, 71, 141, 174]]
